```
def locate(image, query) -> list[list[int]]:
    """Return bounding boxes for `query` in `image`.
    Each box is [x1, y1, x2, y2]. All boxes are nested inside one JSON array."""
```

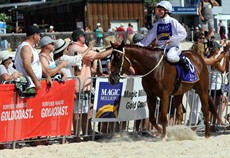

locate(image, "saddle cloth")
[[176, 57, 199, 83]]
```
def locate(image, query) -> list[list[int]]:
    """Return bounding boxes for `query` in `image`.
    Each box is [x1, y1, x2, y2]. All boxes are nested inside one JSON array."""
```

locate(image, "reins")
[[113, 44, 168, 78]]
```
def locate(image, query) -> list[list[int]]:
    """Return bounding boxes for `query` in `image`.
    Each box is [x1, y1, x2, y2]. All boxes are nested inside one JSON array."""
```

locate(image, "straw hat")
[[127, 33, 135, 44], [103, 35, 116, 49], [53, 39, 70, 55]]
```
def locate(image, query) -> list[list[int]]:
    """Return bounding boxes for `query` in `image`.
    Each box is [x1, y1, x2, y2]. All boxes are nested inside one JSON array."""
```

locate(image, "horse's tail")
[[208, 95, 222, 124]]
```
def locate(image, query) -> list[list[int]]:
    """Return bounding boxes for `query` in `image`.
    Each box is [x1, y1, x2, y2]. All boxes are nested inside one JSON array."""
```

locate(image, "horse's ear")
[[121, 40, 125, 47], [110, 41, 114, 48]]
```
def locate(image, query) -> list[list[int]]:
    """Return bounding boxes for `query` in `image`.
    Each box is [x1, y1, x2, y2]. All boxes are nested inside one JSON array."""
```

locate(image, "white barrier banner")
[[92, 77, 149, 122]]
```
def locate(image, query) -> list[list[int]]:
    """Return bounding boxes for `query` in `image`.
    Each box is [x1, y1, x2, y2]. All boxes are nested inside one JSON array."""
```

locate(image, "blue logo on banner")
[[96, 82, 123, 118]]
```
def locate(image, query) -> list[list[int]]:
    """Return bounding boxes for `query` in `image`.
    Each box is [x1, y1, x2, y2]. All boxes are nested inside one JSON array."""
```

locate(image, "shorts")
[[74, 91, 91, 114], [210, 89, 222, 97], [201, 18, 214, 31]]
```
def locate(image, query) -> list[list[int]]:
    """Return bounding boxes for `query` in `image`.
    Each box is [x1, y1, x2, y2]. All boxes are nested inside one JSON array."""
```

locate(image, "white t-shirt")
[[0, 64, 18, 83]]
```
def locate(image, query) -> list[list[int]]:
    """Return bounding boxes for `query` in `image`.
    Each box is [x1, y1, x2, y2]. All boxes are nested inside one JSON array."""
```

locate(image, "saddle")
[[172, 54, 199, 95]]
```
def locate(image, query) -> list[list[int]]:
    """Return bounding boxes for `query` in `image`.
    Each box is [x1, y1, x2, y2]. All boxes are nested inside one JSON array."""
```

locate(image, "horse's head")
[[109, 41, 125, 85]]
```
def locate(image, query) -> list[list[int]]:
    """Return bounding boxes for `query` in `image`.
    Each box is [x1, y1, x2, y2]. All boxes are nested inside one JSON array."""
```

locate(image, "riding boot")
[[179, 56, 190, 70]]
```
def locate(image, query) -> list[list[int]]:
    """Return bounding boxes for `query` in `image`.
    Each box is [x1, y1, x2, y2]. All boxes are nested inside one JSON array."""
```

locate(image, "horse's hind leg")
[[147, 96, 162, 134]]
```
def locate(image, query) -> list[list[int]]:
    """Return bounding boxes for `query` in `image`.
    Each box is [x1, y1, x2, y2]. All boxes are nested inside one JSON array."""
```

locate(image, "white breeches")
[[166, 46, 182, 63]]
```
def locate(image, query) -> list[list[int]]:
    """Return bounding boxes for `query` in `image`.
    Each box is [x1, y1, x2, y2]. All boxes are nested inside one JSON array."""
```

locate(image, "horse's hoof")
[[161, 135, 168, 141], [205, 132, 211, 138]]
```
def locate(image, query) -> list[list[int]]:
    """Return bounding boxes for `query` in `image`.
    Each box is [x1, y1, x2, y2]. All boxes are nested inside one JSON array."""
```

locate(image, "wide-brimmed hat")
[[39, 36, 56, 47], [127, 34, 135, 44], [71, 29, 85, 41], [25, 25, 40, 37], [103, 35, 116, 49], [53, 39, 70, 54], [0, 51, 12, 63]]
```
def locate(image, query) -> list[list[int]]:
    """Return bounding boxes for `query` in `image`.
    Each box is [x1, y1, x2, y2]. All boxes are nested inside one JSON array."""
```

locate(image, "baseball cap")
[[25, 25, 40, 37], [39, 36, 56, 47], [71, 29, 85, 41]]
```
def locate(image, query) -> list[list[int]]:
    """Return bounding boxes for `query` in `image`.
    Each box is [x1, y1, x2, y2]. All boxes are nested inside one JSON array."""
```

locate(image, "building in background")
[[1, 0, 145, 32], [170, 0, 228, 34]]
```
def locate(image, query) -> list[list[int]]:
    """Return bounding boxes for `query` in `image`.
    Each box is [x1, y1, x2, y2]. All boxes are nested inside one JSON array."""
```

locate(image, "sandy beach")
[[1, 41, 230, 158], [1, 125, 230, 158]]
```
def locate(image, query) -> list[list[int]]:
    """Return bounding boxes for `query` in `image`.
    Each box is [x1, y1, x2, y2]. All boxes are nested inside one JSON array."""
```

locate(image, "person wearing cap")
[[95, 23, 104, 46], [49, 25, 56, 40], [39, 36, 68, 80], [14, 25, 52, 90], [117, 23, 125, 40], [67, 29, 112, 141], [0, 51, 22, 83], [136, 1, 189, 70]]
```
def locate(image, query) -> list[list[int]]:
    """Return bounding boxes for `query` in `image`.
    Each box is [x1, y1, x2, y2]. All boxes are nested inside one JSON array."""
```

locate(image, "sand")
[[1, 41, 230, 158], [1, 125, 229, 158]]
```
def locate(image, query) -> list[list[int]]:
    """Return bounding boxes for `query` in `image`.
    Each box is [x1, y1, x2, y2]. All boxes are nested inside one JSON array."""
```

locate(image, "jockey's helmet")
[[157, 1, 172, 14]]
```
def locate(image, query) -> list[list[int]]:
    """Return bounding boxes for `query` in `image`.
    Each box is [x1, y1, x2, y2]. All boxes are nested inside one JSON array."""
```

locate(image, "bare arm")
[[213, 58, 226, 73], [210, 0, 219, 6], [21, 46, 41, 89], [94, 48, 113, 60], [39, 56, 67, 77], [198, 2, 204, 21], [81, 40, 96, 58]]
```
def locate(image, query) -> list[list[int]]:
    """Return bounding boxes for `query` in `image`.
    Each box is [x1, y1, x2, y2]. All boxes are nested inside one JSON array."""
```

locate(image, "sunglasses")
[[49, 42, 54, 45]]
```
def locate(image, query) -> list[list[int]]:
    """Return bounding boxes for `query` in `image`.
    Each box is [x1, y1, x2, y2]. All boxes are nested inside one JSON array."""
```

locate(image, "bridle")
[[112, 45, 167, 78]]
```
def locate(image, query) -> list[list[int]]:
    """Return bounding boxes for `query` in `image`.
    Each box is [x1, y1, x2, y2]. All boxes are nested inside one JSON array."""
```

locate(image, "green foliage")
[[0, 13, 10, 23], [0, 13, 11, 33]]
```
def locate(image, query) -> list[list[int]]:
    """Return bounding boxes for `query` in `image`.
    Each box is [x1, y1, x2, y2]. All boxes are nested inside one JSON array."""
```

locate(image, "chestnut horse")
[[109, 41, 219, 139]]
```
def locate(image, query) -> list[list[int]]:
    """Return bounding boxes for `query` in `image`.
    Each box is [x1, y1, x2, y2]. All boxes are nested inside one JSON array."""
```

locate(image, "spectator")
[[127, 23, 133, 36], [39, 36, 67, 80], [95, 23, 104, 46], [191, 32, 227, 65], [0, 51, 22, 83], [139, 25, 148, 36], [67, 29, 112, 141], [218, 20, 226, 41], [117, 23, 125, 40], [107, 23, 113, 33], [14, 25, 52, 90], [53, 38, 88, 78], [198, 0, 219, 39], [85, 26, 93, 46], [49, 25, 56, 40], [209, 41, 228, 125]]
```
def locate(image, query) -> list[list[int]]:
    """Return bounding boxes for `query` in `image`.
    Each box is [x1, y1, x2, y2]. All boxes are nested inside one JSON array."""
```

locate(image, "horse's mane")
[[125, 44, 163, 52]]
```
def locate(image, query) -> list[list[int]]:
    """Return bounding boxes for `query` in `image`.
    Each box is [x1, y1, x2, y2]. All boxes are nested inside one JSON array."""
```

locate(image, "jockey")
[[136, 1, 189, 70]]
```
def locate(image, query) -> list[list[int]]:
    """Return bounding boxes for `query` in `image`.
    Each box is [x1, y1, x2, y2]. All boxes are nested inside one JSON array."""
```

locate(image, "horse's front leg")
[[173, 95, 184, 125], [199, 92, 211, 138], [147, 96, 162, 134], [160, 94, 170, 139]]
